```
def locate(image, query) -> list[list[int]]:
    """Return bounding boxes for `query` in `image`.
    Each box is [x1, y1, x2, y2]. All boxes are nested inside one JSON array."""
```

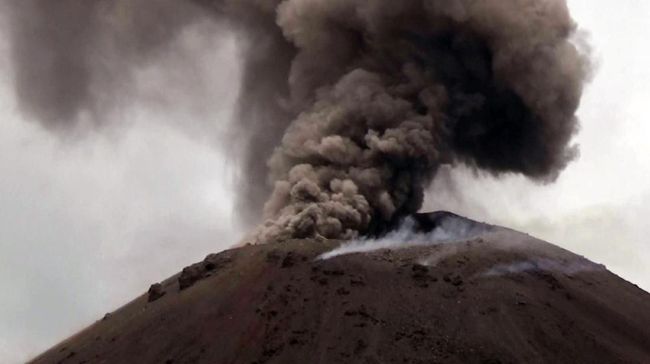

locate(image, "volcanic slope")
[[30, 213, 650, 364]]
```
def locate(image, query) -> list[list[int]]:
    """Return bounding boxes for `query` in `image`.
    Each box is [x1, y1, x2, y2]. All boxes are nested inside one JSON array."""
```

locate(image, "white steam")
[[319, 215, 488, 260]]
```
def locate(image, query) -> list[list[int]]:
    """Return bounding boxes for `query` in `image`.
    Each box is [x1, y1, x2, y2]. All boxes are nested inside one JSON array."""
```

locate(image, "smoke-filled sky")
[[4, 0, 590, 243], [0, 1, 649, 362]]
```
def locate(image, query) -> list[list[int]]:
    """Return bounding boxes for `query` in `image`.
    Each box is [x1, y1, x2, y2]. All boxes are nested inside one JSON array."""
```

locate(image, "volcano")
[[30, 213, 650, 364]]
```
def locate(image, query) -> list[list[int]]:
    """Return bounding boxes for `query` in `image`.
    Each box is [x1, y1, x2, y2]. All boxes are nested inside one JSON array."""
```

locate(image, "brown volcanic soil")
[[30, 214, 650, 364]]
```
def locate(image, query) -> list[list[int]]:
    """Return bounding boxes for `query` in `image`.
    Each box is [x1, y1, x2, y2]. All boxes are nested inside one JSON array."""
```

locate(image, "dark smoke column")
[[3, 0, 589, 244], [251, 0, 589, 242]]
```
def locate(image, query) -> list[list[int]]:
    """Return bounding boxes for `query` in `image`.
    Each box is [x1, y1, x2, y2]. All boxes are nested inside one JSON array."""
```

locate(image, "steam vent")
[[31, 213, 650, 363]]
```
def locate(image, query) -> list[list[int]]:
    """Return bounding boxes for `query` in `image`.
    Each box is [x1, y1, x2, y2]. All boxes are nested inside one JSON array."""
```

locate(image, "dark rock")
[[203, 252, 234, 270], [412, 264, 429, 274], [412, 264, 433, 288], [323, 269, 345, 276], [179, 265, 204, 290], [354, 339, 368, 354], [278, 251, 307, 268], [350, 277, 366, 287], [336, 287, 351, 296], [178, 253, 234, 291], [148, 283, 166, 302], [281, 252, 297, 268], [266, 250, 282, 263]]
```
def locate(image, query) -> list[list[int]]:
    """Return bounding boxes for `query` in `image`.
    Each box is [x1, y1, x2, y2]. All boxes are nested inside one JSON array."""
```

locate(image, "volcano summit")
[[30, 213, 650, 364]]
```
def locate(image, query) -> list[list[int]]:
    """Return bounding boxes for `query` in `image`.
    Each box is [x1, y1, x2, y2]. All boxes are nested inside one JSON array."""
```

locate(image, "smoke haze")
[[319, 215, 488, 260], [4, 0, 589, 242]]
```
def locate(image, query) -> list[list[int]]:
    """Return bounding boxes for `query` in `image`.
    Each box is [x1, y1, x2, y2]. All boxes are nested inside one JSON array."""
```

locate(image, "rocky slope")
[[29, 213, 650, 364]]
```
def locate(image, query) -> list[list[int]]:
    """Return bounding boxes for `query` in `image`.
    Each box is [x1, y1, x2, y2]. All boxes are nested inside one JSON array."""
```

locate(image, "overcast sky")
[[1, 1, 649, 362]]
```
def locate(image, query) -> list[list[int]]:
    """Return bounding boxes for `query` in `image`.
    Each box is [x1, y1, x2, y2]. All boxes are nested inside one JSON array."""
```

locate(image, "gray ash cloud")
[[4, 0, 589, 242]]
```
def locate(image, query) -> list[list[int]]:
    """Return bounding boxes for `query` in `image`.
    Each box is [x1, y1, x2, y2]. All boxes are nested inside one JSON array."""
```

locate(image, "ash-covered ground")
[[30, 213, 650, 364]]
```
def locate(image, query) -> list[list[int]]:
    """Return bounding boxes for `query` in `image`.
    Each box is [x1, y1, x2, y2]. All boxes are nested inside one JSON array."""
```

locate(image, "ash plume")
[[4, 0, 209, 129], [4, 0, 589, 243]]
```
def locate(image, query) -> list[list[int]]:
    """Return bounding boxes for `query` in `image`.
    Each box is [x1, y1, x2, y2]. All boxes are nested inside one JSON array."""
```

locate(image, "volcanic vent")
[[30, 213, 650, 364]]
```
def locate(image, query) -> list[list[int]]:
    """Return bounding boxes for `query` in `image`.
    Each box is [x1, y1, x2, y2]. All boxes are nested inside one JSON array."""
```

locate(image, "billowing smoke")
[[4, 0, 589, 243]]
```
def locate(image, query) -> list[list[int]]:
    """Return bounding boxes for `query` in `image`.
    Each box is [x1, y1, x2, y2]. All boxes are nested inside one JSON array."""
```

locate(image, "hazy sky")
[[1, 1, 649, 362]]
